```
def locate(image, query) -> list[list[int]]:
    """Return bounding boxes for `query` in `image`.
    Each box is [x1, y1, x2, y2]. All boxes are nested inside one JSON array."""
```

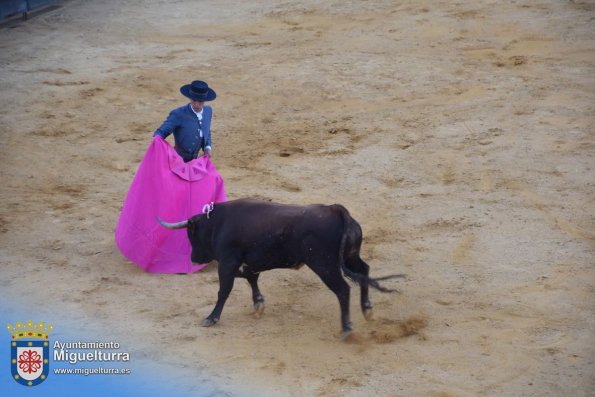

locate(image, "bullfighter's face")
[[190, 100, 204, 113]]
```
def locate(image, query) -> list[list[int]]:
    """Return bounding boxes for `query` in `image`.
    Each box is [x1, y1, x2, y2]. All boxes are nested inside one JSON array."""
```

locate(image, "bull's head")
[[157, 217, 213, 264]]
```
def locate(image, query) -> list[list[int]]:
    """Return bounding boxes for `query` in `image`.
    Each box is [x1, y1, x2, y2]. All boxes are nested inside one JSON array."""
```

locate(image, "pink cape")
[[115, 136, 226, 273]]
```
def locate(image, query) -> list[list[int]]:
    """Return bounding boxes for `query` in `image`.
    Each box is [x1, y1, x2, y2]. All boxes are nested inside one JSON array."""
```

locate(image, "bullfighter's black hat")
[[180, 80, 216, 102]]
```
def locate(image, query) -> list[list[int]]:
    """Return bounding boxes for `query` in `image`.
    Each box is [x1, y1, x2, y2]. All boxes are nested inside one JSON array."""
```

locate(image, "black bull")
[[159, 198, 404, 337]]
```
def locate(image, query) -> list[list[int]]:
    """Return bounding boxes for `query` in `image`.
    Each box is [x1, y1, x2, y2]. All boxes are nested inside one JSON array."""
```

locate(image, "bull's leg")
[[309, 263, 352, 338], [347, 257, 373, 320], [246, 273, 265, 315], [201, 262, 238, 327], [241, 271, 265, 315], [234, 267, 265, 315]]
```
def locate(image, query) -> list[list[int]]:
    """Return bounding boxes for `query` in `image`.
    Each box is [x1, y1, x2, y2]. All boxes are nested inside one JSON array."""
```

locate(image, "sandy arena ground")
[[1, 0, 594, 395]]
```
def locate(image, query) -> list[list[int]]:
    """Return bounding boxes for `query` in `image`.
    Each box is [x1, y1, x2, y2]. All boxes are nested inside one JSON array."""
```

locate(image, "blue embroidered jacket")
[[153, 104, 212, 161]]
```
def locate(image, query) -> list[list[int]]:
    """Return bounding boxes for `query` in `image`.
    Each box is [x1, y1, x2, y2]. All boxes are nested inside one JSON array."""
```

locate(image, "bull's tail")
[[342, 263, 406, 293], [335, 205, 406, 293]]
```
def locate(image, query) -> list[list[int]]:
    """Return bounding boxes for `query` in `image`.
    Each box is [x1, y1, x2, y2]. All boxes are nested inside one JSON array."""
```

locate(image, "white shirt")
[[190, 106, 203, 138], [190, 105, 211, 151]]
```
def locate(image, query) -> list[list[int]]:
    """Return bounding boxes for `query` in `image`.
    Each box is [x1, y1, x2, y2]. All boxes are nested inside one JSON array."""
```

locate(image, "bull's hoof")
[[201, 318, 218, 327], [341, 329, 353, 341], [363, 308, 374, 321], [342, 331, 365, 344], [253, 301, 265, 317]]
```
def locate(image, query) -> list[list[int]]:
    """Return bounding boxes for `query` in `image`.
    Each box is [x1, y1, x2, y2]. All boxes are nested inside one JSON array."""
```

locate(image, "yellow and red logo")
[[7, 320, 52, 387]]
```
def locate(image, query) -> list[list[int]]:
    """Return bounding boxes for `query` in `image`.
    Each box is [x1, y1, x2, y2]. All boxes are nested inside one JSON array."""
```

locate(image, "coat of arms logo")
[[7, 320, 52, 387]]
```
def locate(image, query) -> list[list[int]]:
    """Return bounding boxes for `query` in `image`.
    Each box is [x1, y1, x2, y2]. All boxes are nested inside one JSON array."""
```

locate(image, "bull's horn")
[[157, 217, 188, 229]]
